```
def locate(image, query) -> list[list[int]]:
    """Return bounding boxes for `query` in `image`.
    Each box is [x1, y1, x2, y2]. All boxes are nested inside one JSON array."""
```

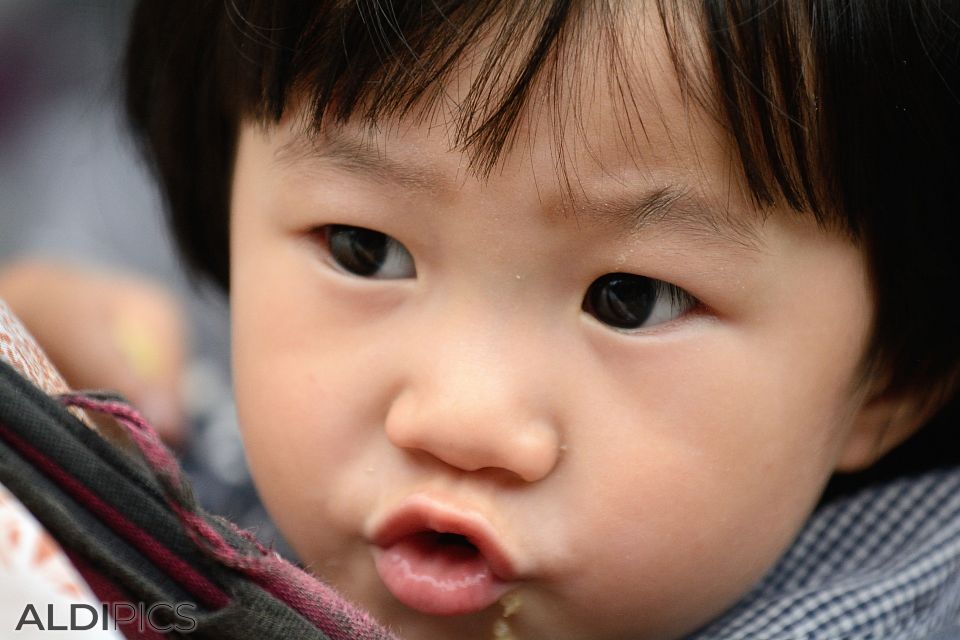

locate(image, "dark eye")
[[582, 273, 696, 330], [323, 225, 415, 279]]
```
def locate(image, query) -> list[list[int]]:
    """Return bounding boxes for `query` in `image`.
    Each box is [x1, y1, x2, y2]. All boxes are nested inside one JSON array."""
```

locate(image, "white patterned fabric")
[[0, 300, 121, 638], [0, 484, 122, 639]]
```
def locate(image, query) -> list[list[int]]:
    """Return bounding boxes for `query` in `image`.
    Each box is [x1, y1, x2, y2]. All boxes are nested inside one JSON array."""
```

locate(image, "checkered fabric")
[[687, 467, 960, 639]]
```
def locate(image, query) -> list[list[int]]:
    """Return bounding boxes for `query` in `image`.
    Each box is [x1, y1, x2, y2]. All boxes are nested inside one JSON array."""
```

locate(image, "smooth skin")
[[0, 260, 187, 446]]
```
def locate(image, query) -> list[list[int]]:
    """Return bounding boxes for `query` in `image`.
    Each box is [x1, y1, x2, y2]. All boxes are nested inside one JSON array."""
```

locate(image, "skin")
[[0, 260, 187, 446], [229, 12, 918, 640]]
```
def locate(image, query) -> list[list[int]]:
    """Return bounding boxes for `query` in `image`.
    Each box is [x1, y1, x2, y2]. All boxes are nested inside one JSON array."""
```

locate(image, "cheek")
[[550, 310, 869, 635], [229, 225, 389, 550]]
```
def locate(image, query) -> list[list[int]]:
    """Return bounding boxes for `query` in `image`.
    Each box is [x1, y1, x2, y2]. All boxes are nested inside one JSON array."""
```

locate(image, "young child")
[[123, 1, 960, 638]]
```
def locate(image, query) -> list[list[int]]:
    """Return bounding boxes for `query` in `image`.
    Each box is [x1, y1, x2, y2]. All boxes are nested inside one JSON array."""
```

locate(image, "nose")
[[384, 326, 561, 483]]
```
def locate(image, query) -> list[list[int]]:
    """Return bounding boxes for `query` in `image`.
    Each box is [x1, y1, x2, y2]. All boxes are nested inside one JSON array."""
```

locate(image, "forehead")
[[349, 3, 722, 182], [273, 118, 764, 257], [270, 5, 765, 248]]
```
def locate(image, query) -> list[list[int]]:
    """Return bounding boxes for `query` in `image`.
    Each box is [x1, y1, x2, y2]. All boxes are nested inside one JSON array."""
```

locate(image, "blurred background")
[[0, 0, 287, 551]]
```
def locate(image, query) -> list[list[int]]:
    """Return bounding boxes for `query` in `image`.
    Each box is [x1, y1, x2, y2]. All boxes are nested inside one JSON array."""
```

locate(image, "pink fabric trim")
[[59, 394, 399, 640]]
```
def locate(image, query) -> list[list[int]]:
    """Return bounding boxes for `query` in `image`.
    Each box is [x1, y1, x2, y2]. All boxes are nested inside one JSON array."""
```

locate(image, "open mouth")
[[423, 531, 481, 557], [401, 531, 485, 570], [371, 509, 516, 616]]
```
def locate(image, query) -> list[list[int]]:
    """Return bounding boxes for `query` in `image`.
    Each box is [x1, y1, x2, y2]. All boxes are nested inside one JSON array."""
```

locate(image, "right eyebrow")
[[275, 128, 453, 195]]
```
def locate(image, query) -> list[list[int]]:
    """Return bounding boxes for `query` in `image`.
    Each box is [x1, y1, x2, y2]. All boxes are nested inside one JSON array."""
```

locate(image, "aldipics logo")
[[15, 602, 198, 634]]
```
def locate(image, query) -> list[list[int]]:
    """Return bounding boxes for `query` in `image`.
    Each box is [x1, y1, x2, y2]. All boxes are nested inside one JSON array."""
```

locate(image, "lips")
[[370, 499, 517, 616]]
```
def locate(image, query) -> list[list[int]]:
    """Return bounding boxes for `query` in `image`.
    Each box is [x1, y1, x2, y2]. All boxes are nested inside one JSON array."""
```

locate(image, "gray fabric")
[[0, 359, 332, 639], [919, 626, 960, 640], [0, 436, 194, 606], [0, 361, 218, 574]]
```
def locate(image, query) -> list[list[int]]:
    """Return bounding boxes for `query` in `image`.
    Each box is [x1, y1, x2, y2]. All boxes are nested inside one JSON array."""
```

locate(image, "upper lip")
[[369, 495, 519, 582]]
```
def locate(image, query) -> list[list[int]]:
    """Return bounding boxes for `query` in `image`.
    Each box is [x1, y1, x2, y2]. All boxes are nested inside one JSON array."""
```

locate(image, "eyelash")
[[650, 281, 698, 310]]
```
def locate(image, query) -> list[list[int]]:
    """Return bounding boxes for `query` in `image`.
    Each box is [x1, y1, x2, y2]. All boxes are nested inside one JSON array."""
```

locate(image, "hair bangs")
[[223, 1, 843, 230]]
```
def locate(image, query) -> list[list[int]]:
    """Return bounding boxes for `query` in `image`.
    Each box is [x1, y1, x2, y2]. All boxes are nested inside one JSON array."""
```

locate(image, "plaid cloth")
[[687, 466, 960, 639]]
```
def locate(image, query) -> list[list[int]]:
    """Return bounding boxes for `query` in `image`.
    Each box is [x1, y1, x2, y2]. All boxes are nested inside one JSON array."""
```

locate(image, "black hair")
[[125, 0, 960, 476]]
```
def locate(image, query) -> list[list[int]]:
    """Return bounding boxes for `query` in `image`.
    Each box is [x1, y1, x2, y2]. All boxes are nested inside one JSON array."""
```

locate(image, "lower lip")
[[373, 532, 512, 616]]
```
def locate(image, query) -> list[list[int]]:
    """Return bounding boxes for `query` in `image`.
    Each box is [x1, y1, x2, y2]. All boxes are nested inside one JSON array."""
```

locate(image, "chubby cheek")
[[552, 325, 868, 636], [230, 217, 387, 566]]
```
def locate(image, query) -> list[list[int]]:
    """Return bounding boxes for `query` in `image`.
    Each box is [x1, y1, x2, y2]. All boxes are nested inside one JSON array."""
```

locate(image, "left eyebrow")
[[568, 184, 766, 253]]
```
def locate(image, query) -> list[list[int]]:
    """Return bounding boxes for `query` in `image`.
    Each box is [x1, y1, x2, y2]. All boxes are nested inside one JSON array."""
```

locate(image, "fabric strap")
[[0, 359, 398, 640]]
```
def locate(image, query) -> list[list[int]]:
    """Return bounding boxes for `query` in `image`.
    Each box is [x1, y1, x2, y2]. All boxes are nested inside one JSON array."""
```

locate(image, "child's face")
[[228, 18, 875, 640]]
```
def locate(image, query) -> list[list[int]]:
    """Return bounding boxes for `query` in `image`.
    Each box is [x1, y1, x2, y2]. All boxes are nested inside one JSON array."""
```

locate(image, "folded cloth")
[[0, 300, 121, 638], [0, 359, 399, 640]]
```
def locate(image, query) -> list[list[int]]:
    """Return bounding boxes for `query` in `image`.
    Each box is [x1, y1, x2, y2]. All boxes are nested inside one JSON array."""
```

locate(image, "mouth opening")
[[416, 531, 481, 559]]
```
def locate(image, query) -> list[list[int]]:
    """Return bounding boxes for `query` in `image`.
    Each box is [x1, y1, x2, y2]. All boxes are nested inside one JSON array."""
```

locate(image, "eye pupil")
[[583, 273, 656, 329], [328, 225, 388, 276]]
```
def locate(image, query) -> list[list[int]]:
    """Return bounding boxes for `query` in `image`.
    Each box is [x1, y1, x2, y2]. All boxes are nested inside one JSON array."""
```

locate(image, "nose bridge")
[[384, 304, 561, 482]]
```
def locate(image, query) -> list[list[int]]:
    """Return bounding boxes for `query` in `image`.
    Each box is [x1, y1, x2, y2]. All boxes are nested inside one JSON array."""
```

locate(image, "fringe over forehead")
[[226, 1, 831, 219]]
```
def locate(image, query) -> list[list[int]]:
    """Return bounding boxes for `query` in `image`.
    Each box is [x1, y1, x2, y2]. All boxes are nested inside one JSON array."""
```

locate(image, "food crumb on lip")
[[491, 592, 523, 639], [500, 591, 522, 618], [492, 619, 516, 639]]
